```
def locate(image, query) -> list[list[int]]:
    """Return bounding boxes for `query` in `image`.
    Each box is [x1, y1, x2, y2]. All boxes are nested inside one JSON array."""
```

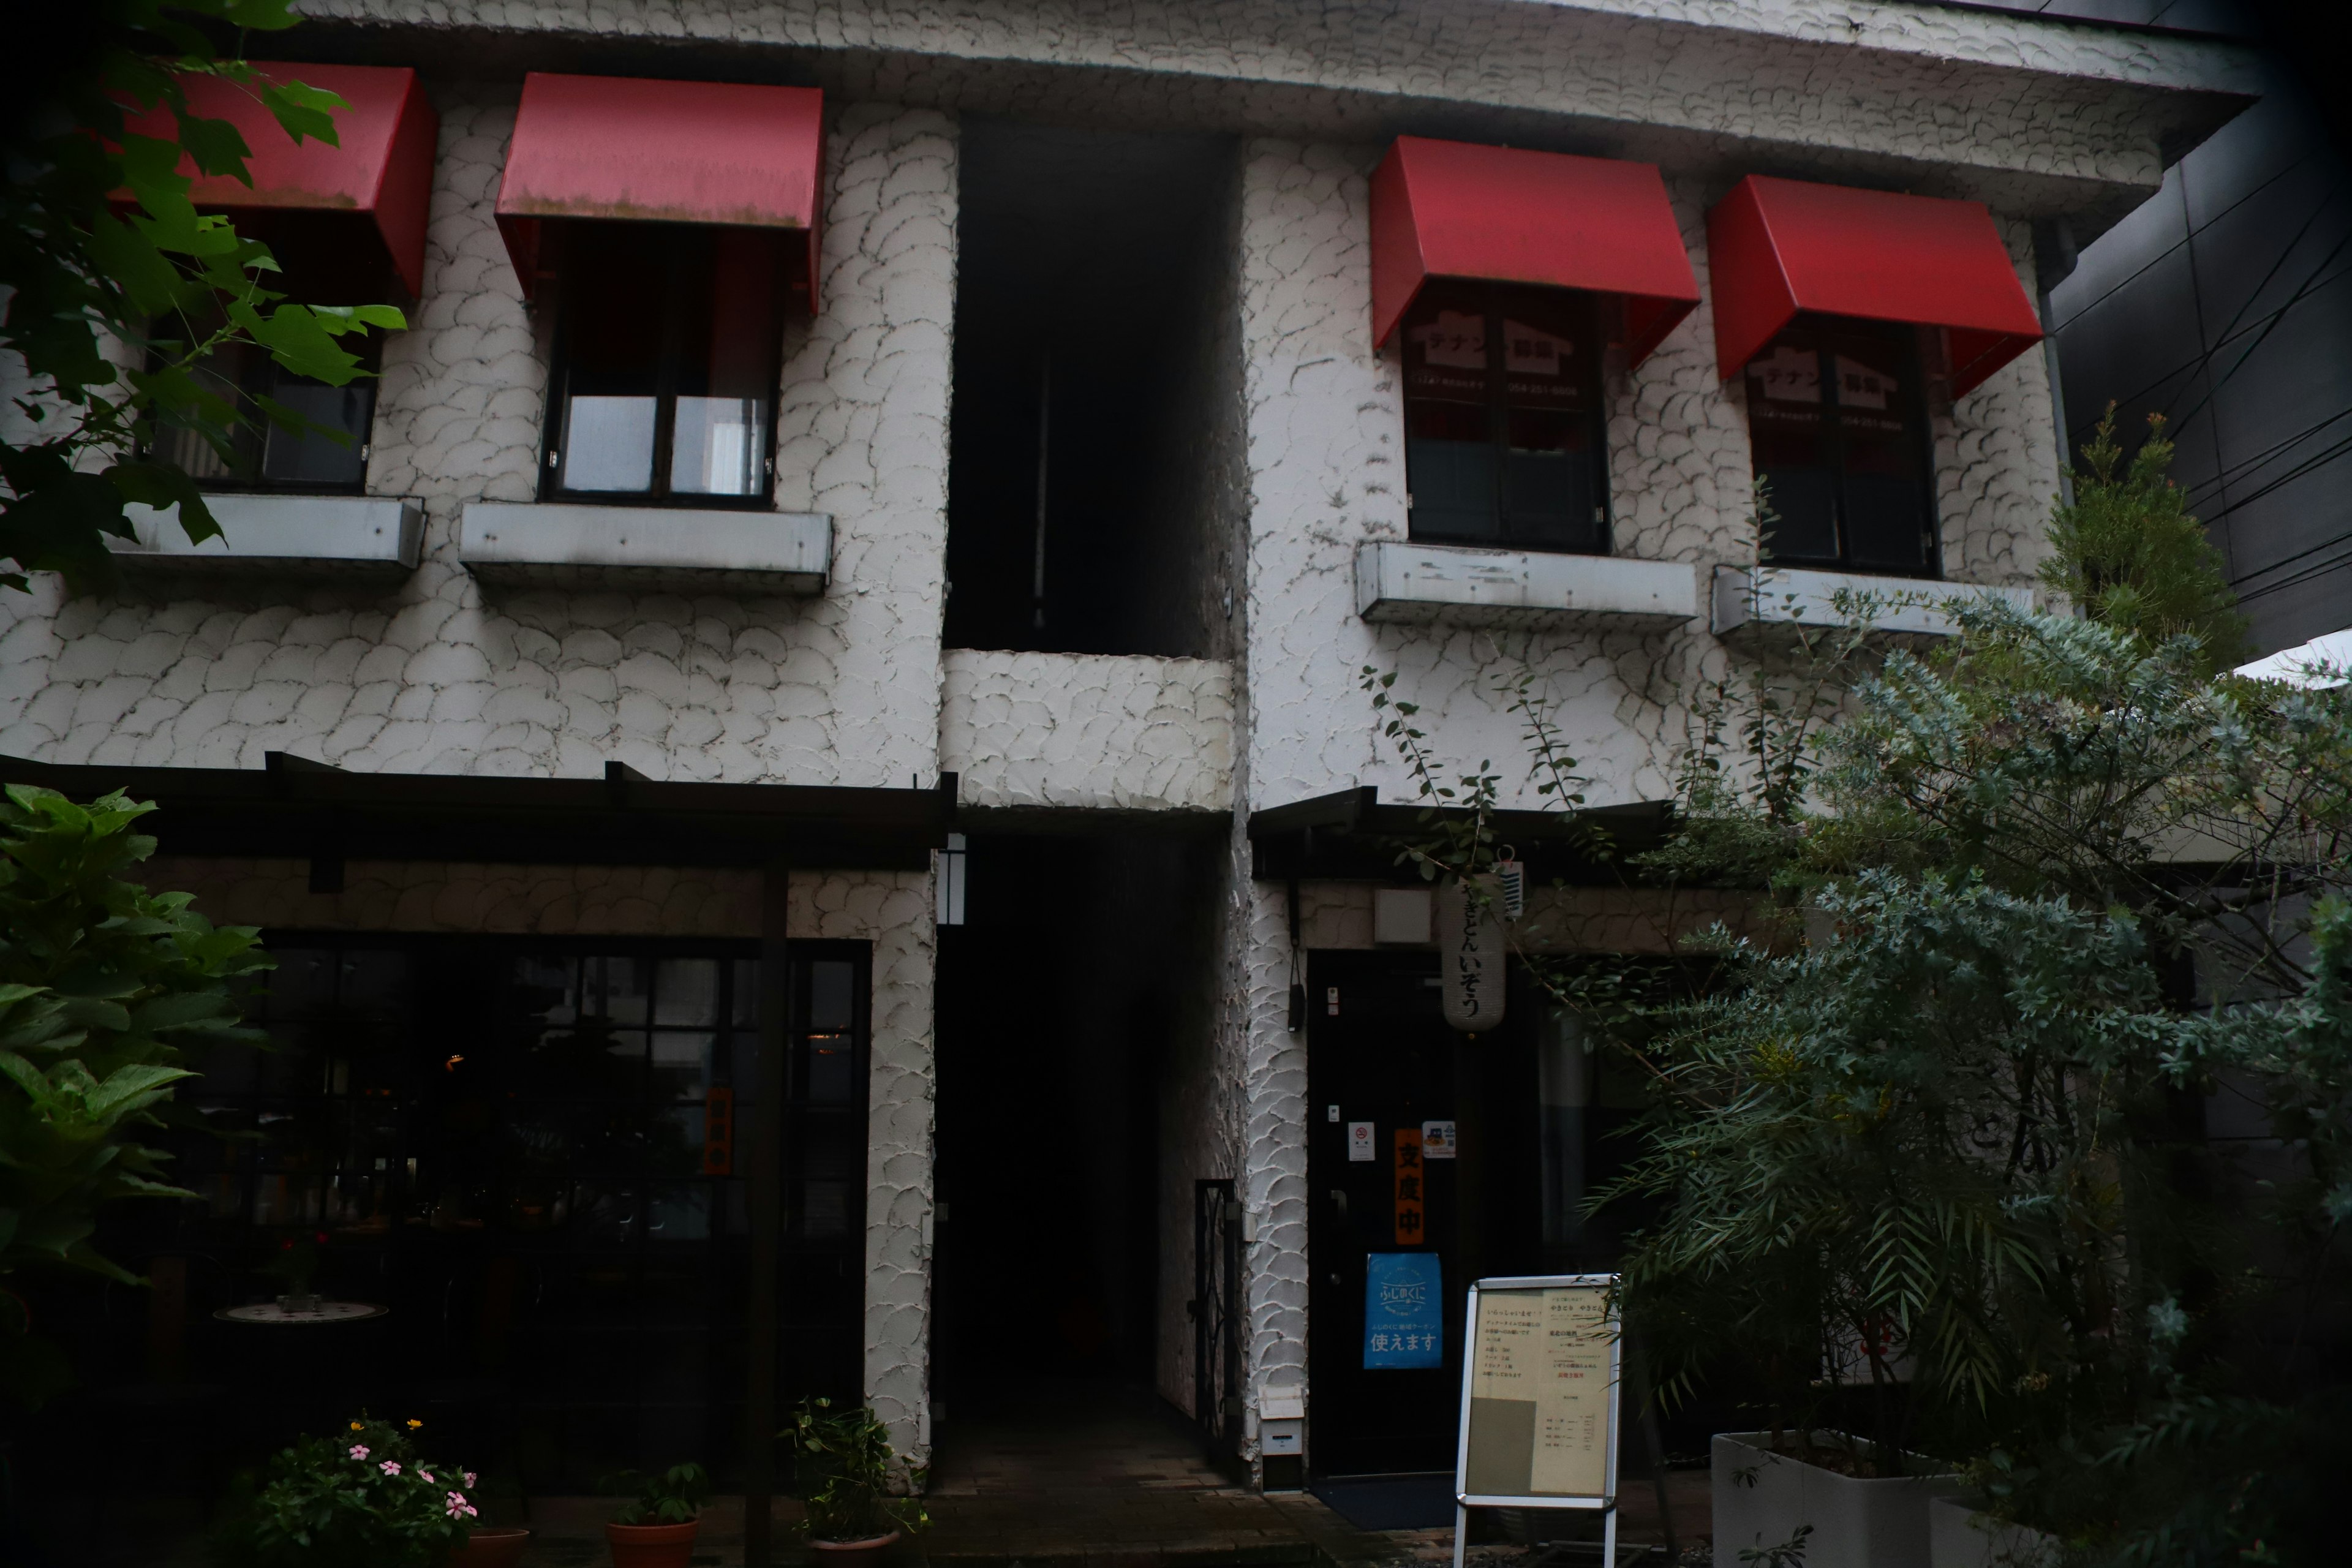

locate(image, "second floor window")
[[543, 225, 780, 505], [1744, 318, 1939, 577], [149, 322, 379, 495], [1401, 282, 1608, 553]]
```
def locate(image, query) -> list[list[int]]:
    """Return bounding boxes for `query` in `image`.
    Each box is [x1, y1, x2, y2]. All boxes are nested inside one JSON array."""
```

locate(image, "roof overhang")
[[0, 755, 954, 874], [119, 62, 438, 304], [1246, 786, 1672, 884], [1370, 136, 1700, 365], [494, 72, 823, 308], [1707, 174, 2046, 396]]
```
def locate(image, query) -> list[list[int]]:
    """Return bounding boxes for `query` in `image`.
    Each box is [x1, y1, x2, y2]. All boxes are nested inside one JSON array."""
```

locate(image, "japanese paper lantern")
[[1436, 875, 1506, 1032]]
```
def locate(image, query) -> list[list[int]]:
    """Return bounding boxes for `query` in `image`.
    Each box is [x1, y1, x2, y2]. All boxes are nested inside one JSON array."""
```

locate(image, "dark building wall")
[[2037, 1, 2352, 656]]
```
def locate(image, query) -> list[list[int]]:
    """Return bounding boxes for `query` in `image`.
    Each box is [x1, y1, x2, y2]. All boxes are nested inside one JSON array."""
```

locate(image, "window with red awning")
[[1705, 175, 2045, 399], [1370, 137, 1697, 556], [497, 74, 824, 510], [119, 62, 437, 306]]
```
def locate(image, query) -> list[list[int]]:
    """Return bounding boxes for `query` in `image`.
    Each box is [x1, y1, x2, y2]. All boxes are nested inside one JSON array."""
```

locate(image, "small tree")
[[0, 785, 272, 1404], [2040, 405, 2248, 676], [1, 0, 404, 591]]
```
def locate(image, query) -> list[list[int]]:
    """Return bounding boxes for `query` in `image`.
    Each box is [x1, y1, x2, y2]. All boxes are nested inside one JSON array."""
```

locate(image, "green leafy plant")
[[786, 1397, 929, 1543], [212, 1415, 478, 1568], [0, 785, 273, 1287], [2040, 404, 2247, 675], [1, 0, 405, 592], [603, 1461, 710, 1526]]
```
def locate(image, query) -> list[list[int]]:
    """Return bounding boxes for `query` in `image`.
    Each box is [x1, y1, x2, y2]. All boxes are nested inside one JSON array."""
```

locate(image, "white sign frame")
[[1450, 1273, 1623, 1568]]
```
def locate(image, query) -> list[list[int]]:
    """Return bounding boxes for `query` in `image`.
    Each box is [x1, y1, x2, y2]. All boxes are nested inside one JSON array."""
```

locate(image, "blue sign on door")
[[1363, 1252, 1444, 1369]]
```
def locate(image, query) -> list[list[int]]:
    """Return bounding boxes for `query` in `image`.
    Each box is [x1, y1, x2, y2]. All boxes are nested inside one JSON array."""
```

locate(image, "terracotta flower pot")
[[449, 1526, 531, 1568], [605, 1518, 700, 1568], [809, 1528, 902, 1563]]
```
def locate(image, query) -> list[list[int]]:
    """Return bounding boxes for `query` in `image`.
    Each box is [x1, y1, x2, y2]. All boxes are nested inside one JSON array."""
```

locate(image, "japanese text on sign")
[[1460, 1282, 1616, 1500], [1394, 1127, 1425, 1244]]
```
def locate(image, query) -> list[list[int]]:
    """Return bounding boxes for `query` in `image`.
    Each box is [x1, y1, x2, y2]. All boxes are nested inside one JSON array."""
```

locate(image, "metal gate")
[[1191, 1178, 1241, 1458]]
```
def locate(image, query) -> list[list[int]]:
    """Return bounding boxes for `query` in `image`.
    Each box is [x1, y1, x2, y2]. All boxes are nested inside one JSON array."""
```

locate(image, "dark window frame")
[[538, 224, 783, 510], [1398, 279, 1613, 556], [1742, 314, 1944, 579], [145, 316, 383, 498]]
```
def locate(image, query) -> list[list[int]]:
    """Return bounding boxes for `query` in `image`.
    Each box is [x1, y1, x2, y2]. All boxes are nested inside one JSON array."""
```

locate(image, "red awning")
[[1706, 175, 2044, 398], [496, 73, 823, 309], [121, 63, 437, 303], [1370, 137, 1700, 367]]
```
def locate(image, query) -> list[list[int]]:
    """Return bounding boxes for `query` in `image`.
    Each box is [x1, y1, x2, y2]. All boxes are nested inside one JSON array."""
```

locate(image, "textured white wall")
[[1220, 135, 2060, 1460], [939, 649, 1235, 813], [300, 0, 2258, 233], [0, 90, 956, 791]]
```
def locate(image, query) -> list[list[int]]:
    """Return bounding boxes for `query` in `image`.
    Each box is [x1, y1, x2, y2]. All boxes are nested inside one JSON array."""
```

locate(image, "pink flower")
[[464, 1472, 478, 1487], [446, 1491, 478, 1520], [349, 1445, 370, 1461], [380, 1461, 402, 1476], [421, 1472, 435, 1484]]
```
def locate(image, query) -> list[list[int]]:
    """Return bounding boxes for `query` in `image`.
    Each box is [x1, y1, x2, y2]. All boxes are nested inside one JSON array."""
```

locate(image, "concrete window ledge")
[[1709, 565, 2036, 638], [1355, 540, 1700, 628], [110, 495, 423, 575], [459, 502, 831, 594]]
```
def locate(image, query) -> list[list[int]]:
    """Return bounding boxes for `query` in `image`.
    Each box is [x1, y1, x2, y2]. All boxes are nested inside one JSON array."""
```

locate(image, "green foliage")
[[2040, 405, 2247, 676], [1, 0, 405, 593], [1587, 603, 2352, 1561], [603, 1461, 710, 1526], [212, 1415, 478, 1568], [0, 784, 273, 1286], [786, 1397, 929, 1543]]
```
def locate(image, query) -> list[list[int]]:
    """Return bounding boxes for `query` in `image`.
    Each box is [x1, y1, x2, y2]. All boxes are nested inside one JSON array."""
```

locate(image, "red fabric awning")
[[1370, 137, 1699, 367], [120, 63, 437, 303], [1706, 175, 2044, 398], [496, 74, 823, 310]]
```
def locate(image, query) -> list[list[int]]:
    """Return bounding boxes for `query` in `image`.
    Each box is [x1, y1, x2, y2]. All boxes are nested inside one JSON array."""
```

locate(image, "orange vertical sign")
[[1393, 1128, 1425, 1245]]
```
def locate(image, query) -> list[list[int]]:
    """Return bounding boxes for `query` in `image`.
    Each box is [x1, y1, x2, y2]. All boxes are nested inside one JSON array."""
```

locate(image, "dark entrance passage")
[[1305, 951, 1553, 1479], [930, 829, 1224, 1442]]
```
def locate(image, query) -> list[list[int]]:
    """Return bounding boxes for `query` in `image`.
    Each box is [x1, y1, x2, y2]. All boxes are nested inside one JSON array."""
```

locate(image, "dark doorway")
[[946, 119, 1241, 657], [930, 830, 1221, 1433], [1305, 951, 1549, 1479]]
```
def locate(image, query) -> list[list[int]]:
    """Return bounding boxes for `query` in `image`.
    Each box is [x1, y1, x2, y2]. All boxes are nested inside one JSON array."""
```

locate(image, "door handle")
[[1329, 1188, 1349, 1218]]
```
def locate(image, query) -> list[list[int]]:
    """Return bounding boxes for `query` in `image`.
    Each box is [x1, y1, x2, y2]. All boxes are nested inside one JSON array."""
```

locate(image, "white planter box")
[[1927, 1495, 2057, 1568], [111, 494, 422, 575], [459, 502, 830, 593], [1712, 1432, 1964, 1568], [1709, 565, 2035, 638], [1355, 540, 1700, 627]]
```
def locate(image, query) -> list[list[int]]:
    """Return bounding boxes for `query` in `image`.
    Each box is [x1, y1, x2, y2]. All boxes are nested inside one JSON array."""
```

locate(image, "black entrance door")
[[1306, 950, 1543, 1477]]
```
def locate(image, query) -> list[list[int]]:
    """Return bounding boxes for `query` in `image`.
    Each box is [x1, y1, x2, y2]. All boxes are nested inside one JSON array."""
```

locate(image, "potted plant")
[[601, 1463, 710, 1568], [787, 1397, 929, 1558], [1712, 1430, 1964, 1568], [212, 1415, 484, 1567]]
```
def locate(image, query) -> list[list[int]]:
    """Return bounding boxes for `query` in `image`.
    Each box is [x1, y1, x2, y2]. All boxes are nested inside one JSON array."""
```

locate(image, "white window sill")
[[1709, 564, 2036, 638], [459, 502, 831, 594], [1354, 540, 1700, 627], [111, 495, 422, 575]]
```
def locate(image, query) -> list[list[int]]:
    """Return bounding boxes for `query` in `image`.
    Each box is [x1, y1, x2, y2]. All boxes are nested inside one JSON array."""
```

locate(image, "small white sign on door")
[[1348, 1121, 1378, 1161], [1422, 1120, 1457, 1159]]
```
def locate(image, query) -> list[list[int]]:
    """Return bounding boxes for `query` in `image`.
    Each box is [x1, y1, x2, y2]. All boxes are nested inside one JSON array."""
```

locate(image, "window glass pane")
[[1828, 336, 1932, 575], [809, 960, 855, 1030], [805, 1034, 856, 1104], [562, 397, 657, 492], [557, 228, 665, 495], [655, 959, 720, 1026], [670, 230, 776, 497], [1404, 296, 1499, 541], [1746, 336, 1840, 562], [651, 1032, 714, 1101], [260, 378, 373, 486]]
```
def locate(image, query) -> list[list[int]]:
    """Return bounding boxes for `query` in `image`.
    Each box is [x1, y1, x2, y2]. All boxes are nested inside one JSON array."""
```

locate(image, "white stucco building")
[[0, 0, 2258, 1515]]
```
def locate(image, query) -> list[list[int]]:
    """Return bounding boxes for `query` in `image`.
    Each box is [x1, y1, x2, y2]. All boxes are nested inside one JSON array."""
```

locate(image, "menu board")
[[1457, 1278, 1618, 1504]]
